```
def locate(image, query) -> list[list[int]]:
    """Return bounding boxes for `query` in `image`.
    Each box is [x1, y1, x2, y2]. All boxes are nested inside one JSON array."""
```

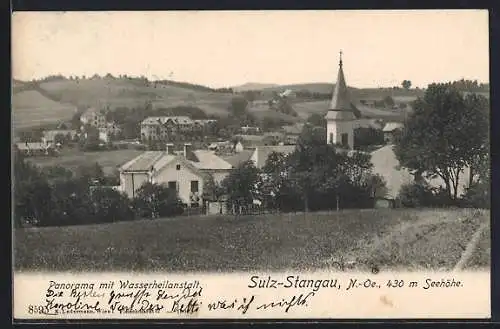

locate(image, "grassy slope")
[[291, 100, 412, 121], [12, 90, 76, 130], [260, 83, 424, 99], [14, 209, 489, 272], [27, 149, 144, 175], [12, 78, 240, 131], [354, 209, 490, 271], [12, 78, 427, 130]]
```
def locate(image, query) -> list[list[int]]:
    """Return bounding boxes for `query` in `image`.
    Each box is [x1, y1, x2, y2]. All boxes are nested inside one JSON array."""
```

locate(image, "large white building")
[[80, 107, 106, 128], [140, 116, 195, 141]]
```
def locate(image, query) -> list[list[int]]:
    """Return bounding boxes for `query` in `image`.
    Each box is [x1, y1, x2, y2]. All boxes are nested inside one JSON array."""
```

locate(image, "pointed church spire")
[[329, 50, 352, 111]]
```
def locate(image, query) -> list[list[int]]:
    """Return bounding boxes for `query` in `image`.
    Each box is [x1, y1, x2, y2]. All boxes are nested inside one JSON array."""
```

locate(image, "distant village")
[[15, 93, 403, 158], [13, 59, 414, 218]]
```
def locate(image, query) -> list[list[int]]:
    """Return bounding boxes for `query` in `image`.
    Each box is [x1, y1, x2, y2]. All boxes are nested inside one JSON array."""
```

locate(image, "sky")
[[12, 10, 489, 88]]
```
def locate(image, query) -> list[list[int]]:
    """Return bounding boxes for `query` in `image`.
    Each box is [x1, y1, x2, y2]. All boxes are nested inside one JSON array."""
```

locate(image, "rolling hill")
[[232, 82, 280, 92], [257, 82, 425, 101], [11, 77, 308, 131], [17, 76, 488, 132]]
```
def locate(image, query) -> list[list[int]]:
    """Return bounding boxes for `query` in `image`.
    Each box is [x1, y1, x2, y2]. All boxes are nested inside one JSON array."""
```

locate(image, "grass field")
[[12, 90, 76, 130], [27, 149, 143, 175], [13, 208, 489, 272]]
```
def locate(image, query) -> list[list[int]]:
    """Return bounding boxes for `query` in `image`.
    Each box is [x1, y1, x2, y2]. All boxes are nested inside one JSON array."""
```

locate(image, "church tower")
[[325, 51, 357, 149]]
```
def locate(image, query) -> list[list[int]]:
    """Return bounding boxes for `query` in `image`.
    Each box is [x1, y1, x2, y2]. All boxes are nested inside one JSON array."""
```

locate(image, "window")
[[341, 133, 349, 146], [329, 133, 334, 144], [191, 180, 199, 193], [176, 164, 181, 170], [168, 181, 177, 191]]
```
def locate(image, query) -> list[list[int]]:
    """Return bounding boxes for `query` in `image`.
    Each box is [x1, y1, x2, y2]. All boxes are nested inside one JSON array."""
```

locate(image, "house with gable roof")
[[118, 143, 233, 208]]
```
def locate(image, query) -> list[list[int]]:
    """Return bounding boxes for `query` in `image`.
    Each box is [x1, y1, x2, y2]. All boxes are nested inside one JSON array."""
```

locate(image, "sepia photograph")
[[11, 10, 491, 319]]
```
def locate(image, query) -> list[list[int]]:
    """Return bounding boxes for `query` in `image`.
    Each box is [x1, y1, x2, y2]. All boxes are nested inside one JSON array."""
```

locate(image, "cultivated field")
[[291, 100, 412, 121], [14, 208, 489, 272], [27, 149, 143, 175]]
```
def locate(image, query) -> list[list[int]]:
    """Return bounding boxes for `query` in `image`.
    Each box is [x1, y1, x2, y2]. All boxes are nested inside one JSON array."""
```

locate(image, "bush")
[[399, 182, 435, 208], [461, 182, 490, 209], [354, 127, 384, 150], [91, 188, 135, 223], [132, 182, 184, 219]]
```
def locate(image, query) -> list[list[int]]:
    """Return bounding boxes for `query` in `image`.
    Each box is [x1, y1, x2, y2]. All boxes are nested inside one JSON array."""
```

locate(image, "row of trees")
[[215, 126, 387, 214]]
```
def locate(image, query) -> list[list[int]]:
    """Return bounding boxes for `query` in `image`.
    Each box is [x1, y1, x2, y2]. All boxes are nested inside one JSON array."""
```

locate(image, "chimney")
[[166, 143, 174, 155], [183, 143, 192, 158]]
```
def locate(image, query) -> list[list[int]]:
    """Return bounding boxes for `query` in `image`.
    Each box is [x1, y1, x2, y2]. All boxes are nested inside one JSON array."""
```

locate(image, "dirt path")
[[324, 209, 488, 271], [453, 222, 489, 271]]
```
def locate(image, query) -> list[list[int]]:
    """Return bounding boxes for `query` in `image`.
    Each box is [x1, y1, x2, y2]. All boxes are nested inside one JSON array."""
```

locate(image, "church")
[[324, 52, 471, 203], [325, 51, 357, 149]]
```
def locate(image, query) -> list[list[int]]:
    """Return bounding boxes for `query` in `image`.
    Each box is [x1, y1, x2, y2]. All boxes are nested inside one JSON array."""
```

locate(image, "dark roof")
[[326, 55, 358, 120], [222, 150, 253, 168]]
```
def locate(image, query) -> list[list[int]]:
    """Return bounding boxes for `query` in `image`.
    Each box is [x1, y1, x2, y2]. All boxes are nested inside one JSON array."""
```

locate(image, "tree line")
[[13, 150, 184, 228]]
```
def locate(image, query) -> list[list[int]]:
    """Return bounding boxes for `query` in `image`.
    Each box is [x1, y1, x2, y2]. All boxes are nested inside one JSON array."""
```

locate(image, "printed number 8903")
[[27, 304, 48, 314]]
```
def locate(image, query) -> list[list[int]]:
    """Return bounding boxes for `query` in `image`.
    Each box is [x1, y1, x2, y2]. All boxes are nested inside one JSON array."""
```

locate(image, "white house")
[[118, 144, 233, 207]]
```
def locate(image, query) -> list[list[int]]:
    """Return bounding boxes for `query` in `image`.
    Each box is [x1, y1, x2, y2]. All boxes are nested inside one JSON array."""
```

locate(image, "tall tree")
[[401, 80, 412, 90], [221, 160, 261, 216], [383, 95, 395, 107], [394, 82, 489, 201], [202, 173, 224, 203], [229, 96, 249, 117], [259, 151, 289, 210]]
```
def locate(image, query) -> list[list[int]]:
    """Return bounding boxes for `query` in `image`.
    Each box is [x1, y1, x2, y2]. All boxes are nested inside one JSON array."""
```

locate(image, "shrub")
[[461, 181, 490, 209], [91, 188, 135, 223], [399, 182, 434, 208], [132, 182, 184, 219]]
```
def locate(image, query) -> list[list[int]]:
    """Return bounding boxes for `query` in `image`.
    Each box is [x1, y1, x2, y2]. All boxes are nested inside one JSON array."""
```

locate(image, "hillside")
[[12, 89, 77, 130], [259, 82, 425, 100], [14, 77, 487, 132], [232, 82, 280, 92], [11, 78, 307, 130]]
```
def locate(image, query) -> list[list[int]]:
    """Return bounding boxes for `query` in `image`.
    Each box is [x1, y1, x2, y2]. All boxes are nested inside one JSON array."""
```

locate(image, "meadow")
[[27, 149, 143, 175], [14, 208, 489, 272], [12, 89, 76, 130]]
